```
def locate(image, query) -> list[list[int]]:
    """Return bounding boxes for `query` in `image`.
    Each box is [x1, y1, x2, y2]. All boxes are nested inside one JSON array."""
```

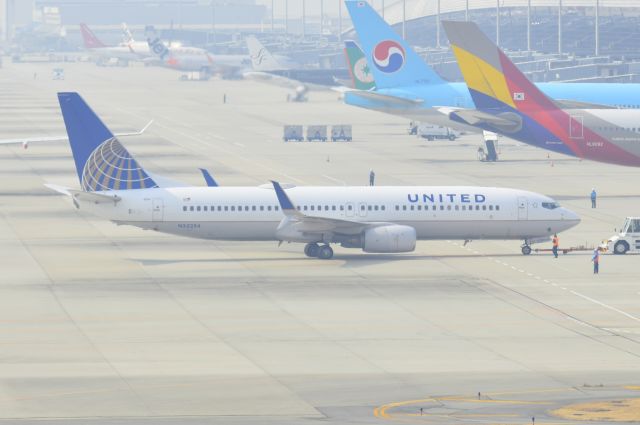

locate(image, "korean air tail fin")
[[442, 20, 556, 114], [344, 40, 375, 90], [246, 36, 282, 71], [345, 1, 444, 89], [80, 23, 106, 49], [57, 92, 157, 192]]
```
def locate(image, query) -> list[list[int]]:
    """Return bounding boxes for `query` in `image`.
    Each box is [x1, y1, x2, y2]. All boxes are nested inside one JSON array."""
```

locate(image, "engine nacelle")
[[363, 225, 416, 253]]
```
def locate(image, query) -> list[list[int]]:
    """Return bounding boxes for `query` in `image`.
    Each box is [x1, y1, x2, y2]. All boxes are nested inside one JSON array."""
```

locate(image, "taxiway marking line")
[[570, 290, 640, 323], [449, 241, 640, 327]]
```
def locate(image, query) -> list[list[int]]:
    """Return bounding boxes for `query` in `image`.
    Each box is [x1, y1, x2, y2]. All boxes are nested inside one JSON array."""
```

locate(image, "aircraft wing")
[[271, 180, 382, 236], [0, 120, 153, 147], [346, 90, 423, 105]]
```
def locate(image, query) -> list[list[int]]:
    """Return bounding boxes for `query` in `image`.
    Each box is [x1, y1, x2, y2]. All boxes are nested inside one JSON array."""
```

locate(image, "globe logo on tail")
[[372, 40, 405, 73]]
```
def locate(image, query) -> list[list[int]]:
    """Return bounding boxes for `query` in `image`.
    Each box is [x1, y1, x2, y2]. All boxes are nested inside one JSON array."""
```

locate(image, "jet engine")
[[362, 225, 416, 253]]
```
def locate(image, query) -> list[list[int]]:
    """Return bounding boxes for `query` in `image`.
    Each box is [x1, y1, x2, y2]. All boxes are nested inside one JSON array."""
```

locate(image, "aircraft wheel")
[[614, 241, 629, 255], [318, 245, 334, 260], [304, 243, 320, 258], [521, 245, 532, 255]]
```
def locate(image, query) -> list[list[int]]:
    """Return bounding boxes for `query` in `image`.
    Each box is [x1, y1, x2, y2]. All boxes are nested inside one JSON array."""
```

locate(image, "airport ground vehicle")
[[52, 68, 64, 80], [478, 131, 499, 162], [331, 125, 352, 142], [410, 123, 458, 141], [283, 125, 304, 142], [307, 125, 328, 142], [603, 217, 640, 254]]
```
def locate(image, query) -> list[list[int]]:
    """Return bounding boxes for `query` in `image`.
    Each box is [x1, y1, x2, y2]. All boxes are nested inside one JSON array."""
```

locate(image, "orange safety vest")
[[552, 237, 559, 247]]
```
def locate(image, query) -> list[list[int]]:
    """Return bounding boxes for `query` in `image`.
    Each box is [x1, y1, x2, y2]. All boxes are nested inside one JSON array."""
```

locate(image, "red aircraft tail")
[[80, 23, 106, 49]]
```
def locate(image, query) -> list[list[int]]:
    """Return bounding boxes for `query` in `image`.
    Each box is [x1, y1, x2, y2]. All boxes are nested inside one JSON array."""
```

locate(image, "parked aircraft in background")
[[442, 21, 640, 167], [80, 23, 150, 64], [343, 40, 375, 90], [343, 1, 640, 130], [244, 35, 351, 88], [145, 26, 249, 77], [47, 92, 580, 259]]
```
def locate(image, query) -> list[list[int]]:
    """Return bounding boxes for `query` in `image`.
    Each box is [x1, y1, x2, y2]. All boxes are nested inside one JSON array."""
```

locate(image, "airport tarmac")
[[1, 61, 640, 424]]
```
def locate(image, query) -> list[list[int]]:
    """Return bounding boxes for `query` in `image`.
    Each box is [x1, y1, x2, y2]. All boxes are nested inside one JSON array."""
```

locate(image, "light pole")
[[496, 0, 500, 46], [402, 0, 406, 39], [558, 0, 563, 55], [527, 0, 531, 51], [595, 0, 600, 56]]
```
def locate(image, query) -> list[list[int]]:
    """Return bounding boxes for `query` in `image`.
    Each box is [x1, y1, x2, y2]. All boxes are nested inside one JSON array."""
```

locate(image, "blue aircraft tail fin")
[[57, 92, 157, 191], [345, 1, 445, 89]]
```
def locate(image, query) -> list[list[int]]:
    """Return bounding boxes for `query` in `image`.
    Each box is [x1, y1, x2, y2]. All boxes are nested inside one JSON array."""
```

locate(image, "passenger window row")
[[395, 204, 500, 211], [183, 205, 280, 212]]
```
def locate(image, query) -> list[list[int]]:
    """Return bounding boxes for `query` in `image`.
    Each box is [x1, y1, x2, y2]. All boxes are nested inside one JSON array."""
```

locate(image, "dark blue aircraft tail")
[[57, 92, 157, 191]]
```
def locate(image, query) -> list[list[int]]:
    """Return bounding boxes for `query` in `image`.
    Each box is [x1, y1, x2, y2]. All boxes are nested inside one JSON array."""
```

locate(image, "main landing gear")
[[304, 243, 334, 260], [521, 244, 532, 255]]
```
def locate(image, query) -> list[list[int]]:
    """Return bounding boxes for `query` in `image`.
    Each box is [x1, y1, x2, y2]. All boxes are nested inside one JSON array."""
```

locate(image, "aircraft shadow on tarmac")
[[131, 252, 531, 267]]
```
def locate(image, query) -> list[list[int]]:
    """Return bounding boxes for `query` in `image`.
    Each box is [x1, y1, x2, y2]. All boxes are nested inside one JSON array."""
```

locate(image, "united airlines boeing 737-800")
[[47, 93, 580, 258]]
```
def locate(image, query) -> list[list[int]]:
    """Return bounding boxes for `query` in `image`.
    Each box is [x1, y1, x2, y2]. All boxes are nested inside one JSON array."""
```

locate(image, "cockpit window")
[[542, 202, 560, 210]]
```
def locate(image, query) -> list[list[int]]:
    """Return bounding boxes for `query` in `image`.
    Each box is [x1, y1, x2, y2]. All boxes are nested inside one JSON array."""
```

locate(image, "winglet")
[[271, 180, 298, 216], [199, 168, 219, 187]]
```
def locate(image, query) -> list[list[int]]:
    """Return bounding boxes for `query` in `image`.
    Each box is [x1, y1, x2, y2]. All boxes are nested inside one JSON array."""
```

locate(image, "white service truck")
[[409, 122, 459, 141], [602, 217, 640, 254]]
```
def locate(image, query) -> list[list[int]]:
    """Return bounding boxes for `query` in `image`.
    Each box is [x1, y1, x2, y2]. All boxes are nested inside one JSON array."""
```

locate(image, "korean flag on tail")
[[513, 92, 525, 101]]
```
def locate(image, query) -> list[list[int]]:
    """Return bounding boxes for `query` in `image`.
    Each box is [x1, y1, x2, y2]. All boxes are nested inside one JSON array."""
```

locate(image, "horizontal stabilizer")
[[438, 107, 522, 133], [45, 184, 120, 204], [348, 90, 423, 105], [70, 190, 121, 204]]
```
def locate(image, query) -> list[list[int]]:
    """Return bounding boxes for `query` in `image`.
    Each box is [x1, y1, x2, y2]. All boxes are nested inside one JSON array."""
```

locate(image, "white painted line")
[[566, 316, 599, 330], [233, 142, 246, 148], [518, 269, 525, 273], [570, 290, 640, 323], [527, 273, 533, 277], [322, 175, 347, 186]]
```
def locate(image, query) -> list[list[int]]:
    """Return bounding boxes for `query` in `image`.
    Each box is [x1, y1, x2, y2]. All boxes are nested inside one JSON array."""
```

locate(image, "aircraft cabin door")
[[152, 198, 164, 222], [569, 115, 584, 139], [517, 197, 528, 220], [358, 202, 367, 217], [345, 202, 355, 217]]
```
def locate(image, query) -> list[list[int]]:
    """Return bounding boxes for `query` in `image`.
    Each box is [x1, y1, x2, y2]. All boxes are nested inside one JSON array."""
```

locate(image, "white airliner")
[[145, 26, 248, 77], [47, 93, 580, 259], [80, 23, 150, 63]]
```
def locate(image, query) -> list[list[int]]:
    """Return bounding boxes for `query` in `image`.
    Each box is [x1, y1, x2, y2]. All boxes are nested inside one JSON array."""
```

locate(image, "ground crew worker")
[[369, 169, 375, 186], [592, 248, 600, 274], [591, 188, 597, 208], [552, 233, 559, 258]]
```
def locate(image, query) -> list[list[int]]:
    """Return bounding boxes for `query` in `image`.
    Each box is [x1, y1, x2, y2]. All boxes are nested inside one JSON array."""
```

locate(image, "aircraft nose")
[[561, 208, 581, 227]]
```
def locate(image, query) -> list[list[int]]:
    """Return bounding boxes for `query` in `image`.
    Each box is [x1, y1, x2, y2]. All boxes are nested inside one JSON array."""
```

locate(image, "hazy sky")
[[254, 0, 390, 18]]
